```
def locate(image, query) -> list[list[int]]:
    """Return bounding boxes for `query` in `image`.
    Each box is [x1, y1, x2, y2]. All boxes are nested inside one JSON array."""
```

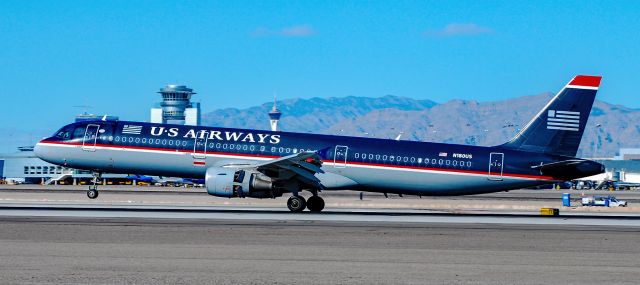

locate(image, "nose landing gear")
[[87, 186, 99, 199], [87, 172, 101, 199]]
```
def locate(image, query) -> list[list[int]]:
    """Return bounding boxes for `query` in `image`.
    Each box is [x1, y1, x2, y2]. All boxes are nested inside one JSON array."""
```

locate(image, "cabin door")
[[334, 145, 349, 168], [192, 135, 208, 163], [82, 124, 101, 152], [488, 152, 504, 181]]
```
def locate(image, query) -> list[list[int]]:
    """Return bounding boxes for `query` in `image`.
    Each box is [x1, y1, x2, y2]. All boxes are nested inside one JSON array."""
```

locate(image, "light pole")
[[593, 124, 602, 158]]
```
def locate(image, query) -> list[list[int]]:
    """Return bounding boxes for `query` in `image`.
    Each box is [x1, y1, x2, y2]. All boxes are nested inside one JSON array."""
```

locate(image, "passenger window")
[[355, 153, 359, 159], [438, 159, 443, 165]]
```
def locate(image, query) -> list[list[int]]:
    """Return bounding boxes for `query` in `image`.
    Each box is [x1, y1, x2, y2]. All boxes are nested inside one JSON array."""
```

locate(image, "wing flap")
[[252, 151, 325, 189]]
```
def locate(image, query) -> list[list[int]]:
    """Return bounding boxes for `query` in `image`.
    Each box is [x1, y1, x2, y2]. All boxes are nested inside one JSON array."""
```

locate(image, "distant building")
[[0, 146, 70, 184], [150, 84, 200, 126], [0, 145, 129, 184], [74, 113, 119, 122], [268, 97, 282, 131], [614, 148, 640, 161]]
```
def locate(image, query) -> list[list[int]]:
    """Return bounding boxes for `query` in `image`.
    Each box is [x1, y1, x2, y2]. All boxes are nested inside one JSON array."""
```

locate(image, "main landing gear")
[[286, 194, 325, 213], [87, 172, 101, 199]]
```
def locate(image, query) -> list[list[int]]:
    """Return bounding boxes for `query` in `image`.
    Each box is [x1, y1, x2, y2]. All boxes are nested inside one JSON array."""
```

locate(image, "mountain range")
[[202, 94, 640, 158]]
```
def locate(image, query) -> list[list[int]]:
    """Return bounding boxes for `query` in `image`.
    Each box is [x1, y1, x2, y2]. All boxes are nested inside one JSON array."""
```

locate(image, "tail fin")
[[500, 75, 602, 157]]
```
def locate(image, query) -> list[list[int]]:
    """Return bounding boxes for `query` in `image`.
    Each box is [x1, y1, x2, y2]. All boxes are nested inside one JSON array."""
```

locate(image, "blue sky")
[[0, 0, 639, 149]]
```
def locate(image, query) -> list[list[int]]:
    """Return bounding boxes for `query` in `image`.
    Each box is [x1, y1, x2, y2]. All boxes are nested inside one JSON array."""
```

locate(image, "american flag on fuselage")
[[122, 125, 143, 135]]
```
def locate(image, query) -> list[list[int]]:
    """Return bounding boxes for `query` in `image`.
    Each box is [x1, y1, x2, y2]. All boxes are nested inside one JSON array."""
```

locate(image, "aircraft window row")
[[110, 135, 314, 157], [353, 152, 472, 168], [113, 136, 190, 147]]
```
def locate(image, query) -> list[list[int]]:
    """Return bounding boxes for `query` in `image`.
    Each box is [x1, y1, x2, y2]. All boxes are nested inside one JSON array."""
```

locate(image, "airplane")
[[35, 75, 605, 212]]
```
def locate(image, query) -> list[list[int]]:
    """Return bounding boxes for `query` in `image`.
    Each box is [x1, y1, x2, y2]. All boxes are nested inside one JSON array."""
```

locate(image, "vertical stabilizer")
[[500, 75, 602, 157]]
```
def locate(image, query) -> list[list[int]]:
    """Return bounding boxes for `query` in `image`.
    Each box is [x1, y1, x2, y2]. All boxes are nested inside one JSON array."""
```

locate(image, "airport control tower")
[[150, 84, 201, 126], [268, 97, 282, 131]]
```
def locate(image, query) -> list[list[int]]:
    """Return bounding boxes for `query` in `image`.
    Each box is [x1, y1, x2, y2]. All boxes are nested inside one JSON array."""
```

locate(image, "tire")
[[307, 196, 325, 213], [87, 189, 99, 199], [287, 196, 306, 212]]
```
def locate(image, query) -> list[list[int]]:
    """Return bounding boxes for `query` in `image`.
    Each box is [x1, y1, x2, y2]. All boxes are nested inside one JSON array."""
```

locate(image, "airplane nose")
[[34, 141, 46, 159]]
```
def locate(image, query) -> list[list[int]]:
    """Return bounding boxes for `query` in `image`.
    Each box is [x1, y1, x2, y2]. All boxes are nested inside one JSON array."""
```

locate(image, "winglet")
[[567, 75, 602, 89]]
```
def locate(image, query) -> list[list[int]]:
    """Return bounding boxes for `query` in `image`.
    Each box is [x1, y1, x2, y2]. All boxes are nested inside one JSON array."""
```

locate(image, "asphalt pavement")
[[0, 216, 638, 285]]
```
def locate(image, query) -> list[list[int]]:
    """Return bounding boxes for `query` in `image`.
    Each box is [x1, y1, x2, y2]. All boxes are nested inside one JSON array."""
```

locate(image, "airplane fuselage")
[[35, 120, 601, 196]]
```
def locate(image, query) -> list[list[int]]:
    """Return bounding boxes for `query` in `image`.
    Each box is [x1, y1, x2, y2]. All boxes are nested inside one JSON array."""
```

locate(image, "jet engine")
[[205, 167, 281, 198]]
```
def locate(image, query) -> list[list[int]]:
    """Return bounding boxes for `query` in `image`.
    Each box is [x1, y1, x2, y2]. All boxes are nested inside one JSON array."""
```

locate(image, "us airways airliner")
[[35, 75, 605, 212]]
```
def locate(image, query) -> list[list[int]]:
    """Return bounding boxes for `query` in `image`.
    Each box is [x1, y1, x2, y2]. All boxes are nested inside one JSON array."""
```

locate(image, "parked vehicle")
[[581, 195, 627, 207]]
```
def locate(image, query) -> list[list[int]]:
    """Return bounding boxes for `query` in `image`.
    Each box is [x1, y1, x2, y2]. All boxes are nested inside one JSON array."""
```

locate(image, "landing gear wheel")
[[307, 196, 325, 213], [287, 196, 306, 212], [87, 189, 99, 199]]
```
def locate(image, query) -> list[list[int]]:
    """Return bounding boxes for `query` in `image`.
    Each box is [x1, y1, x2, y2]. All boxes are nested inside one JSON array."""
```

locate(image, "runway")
[[2, 187, 640, 284], [1, 215, 639, 284], [2, 203, 640, 227]]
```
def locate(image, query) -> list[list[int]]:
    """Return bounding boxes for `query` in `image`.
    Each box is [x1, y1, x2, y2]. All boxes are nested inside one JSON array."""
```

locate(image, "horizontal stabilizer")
[[532, 159, 604, 180]]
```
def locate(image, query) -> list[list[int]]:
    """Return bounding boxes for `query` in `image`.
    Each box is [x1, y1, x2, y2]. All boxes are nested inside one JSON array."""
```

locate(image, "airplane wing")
[[251, 151, 325, 189]]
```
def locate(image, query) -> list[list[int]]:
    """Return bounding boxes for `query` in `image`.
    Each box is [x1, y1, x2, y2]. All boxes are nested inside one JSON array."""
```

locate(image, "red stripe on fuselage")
[[39, 140, 556, 180]]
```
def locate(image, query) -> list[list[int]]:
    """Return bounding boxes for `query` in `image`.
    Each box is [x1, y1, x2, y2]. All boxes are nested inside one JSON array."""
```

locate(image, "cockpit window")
[[56, 131, 71, 139], [53, 125, 74, 140], [73, 126, 88, 139]]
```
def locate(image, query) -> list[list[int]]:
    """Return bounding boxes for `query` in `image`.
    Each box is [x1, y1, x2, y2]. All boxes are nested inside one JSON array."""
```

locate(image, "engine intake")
[[205, 167, 280, 198]]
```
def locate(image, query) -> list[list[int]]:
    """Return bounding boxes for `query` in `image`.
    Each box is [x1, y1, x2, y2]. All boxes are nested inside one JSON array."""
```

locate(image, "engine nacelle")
[[205, 167, 281, 198]]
